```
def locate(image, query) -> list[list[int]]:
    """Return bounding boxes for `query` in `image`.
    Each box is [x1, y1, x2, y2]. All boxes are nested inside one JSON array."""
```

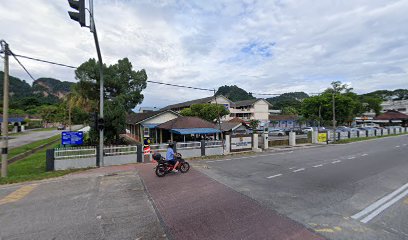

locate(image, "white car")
[[269, 129, 286, 136], [302, 127, 314, 133]]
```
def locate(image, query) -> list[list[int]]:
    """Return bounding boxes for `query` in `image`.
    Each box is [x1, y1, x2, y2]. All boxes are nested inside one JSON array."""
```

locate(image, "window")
[[143, 127, 150, 137]]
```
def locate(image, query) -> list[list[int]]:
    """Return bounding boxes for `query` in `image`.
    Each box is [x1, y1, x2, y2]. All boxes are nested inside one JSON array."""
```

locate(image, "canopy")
[[170, 128, 221, 135]]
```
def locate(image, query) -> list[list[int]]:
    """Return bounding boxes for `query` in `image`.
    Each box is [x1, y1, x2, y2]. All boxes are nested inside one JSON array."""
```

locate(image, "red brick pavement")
[[137, 164, 325, 240]]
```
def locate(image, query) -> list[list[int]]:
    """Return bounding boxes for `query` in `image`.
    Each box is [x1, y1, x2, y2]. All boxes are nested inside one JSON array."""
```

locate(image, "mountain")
[[362, 89, 408, 101], [216, 85, 255, 102], [0, 71, 32, 99], [266, 92, 309, 110], [32, 78, 74, 100], [0, 72, 74, 104]]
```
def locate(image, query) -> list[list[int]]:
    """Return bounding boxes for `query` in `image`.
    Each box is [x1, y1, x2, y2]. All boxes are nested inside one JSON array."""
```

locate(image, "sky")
[[1, 0, 408, 110]]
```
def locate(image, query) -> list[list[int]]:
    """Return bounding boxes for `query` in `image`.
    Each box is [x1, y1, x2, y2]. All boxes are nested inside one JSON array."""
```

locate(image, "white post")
[[263, 132, 269, 150], [252, 133, 260, 151], [224, 134, 230, 154], [289, 132, 296, 146], [312, 130, 318, 144]]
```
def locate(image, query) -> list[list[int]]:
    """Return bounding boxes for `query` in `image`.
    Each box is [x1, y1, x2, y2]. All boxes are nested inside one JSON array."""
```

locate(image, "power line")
[[146, 80, 214, 92], [9, 50, 36, 82], [13, 53, 77, 69]]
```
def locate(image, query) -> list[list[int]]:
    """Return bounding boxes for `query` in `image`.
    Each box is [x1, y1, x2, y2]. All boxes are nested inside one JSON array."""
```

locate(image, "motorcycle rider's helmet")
[[168, 142, 174, 148]]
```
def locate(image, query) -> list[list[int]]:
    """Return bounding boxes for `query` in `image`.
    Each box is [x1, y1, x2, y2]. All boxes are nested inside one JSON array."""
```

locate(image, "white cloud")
[[1, 0, 407, 109]]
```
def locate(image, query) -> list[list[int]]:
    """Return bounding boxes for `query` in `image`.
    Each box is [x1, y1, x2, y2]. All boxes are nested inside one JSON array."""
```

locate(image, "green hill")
[[216, 85, 255, 102]]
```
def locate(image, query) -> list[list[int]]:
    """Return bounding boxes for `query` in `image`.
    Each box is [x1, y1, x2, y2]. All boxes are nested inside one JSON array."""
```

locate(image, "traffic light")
[[97, 118, 105, 130], [89, 112, 98, 129], [68, 0, 86, 27]]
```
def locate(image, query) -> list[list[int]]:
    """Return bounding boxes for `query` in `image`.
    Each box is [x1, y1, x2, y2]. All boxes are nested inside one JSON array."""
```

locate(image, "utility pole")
[[68, 94, 72, 131], [1, 40, 9, 178], [332, 90, 336, 143]]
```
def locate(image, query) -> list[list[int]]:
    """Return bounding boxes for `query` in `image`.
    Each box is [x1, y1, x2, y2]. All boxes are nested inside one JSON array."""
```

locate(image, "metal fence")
[[54, 146, 97, 160], [54, 145, 138, 160], [326, 127, 407, 141], [205, 140, 223, 148]]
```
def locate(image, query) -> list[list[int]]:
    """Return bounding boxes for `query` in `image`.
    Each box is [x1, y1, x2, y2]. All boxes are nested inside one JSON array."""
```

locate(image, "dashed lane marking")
[[332, 160, 341, 164], [347, 157, 355, 159], [266, 174, 282, 179], [361, 154, 368, 156], [313, 164, 323, 168], [395, 145, 400, 148], [293, 168, 305, 173], [0, 184, 38, 206]]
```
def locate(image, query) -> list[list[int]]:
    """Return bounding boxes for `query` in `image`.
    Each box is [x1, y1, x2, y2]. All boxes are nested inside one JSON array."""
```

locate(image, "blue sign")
[[61, 131, 84, 145]]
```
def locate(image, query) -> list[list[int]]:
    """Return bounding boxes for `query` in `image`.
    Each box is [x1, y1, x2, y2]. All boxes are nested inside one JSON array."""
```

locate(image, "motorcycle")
[[154, 152, 190, 177]]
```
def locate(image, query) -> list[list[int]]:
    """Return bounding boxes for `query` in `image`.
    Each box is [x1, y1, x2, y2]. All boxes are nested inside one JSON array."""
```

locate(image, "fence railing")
[[104, 145, 137, 156], [55, 146, 97, 160], [205, 140, 223, 148], [176, 141, 201, 149], [326, 127, 407, 141], [54, 145, 138, 160]]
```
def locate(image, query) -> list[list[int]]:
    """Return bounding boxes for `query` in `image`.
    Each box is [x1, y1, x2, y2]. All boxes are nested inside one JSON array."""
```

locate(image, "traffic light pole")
[[89, 0, 104, 167], [1, 41, 9, 177]]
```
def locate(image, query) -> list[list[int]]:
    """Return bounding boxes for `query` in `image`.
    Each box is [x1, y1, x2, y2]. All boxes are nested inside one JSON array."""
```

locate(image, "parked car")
[[302, 127, 314, 133], [57, 125, 66, 130], [269, 128, 286, 136]]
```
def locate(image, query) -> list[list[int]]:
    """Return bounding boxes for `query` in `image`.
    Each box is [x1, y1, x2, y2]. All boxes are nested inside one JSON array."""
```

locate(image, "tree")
[[180, 103, 229, 122], [75, 58, 147, 144], [281, 106, 298, 115], [249, 119, 260, 130]]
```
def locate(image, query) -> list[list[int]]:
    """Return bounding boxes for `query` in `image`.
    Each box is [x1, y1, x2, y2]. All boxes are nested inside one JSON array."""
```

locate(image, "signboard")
[[61, 131, 84, 145], [231, 135, 252, 151], [318, 133, 327, 143]]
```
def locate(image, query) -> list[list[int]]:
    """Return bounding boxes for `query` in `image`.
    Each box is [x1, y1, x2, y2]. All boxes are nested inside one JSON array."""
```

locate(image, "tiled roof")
[[228, 117, 247, 124], [220, 122, 242, 131], [233, 99, 259, 107], [374, 110, 408, 120], [269, 115, 299, 121], [157, 116, 216, 130], [161, 96, 215, 110], [126, 110, 179, 124]]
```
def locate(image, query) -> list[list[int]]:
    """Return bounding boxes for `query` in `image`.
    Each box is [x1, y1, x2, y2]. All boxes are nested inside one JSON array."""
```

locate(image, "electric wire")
[[7, 51, 322, 96], [9, 50, 36, 82]]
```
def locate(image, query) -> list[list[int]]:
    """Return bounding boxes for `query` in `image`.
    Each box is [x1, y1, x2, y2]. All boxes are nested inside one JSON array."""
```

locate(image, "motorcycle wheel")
[[179, 162, 190, 173], [155, 165, 166, 177]]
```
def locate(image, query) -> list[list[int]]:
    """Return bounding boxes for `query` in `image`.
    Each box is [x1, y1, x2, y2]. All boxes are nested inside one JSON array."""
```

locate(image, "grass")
[[9, 134, 61, 159], [333, 132, 408, 144], [0, 144, 82, 185]]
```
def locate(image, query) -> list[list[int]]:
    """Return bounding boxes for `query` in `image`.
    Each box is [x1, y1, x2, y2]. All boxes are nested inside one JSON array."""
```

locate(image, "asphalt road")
[[7, 125, 82, 149], [195, 134, 408, 240]]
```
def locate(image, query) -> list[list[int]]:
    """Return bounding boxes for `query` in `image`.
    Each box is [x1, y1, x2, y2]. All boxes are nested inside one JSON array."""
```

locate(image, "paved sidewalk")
[[137, 164, 325, 240]]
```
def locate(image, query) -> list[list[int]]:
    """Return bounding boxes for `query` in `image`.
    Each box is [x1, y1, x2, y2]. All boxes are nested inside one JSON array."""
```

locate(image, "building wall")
[[381, 100, 408, 115], [210, 96, 233, 121], [143, 112, 179, 124], [252, 100, 270, 122]]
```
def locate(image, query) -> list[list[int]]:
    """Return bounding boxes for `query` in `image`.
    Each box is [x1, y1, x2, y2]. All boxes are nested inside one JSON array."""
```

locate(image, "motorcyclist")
[[166, 142, 180, 173]]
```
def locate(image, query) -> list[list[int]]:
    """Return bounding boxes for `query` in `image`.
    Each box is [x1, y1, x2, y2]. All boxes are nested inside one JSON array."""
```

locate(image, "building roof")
[[269, 115, 299, 121], [126, 110, 179, 124], [170, 128, 221, 135], [228, 117, 247, 124], [374, 110, 408, 120], [220, 122, 242, 132], [157, 116, 216, 130], [161, 96, 215, 110], [233, 99, 271, 108]]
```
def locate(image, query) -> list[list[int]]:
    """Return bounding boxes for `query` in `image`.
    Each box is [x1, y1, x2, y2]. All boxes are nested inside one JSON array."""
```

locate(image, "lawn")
[[9, 134, 61, 159], [0, 144, 82, 185]]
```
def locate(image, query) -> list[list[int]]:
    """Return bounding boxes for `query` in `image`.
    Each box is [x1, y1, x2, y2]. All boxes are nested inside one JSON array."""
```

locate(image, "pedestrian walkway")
[[137, 164, 325, 240]]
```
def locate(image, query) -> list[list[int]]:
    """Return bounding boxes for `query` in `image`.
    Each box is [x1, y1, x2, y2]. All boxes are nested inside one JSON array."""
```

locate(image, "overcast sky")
[[1, 0, 407, 109]]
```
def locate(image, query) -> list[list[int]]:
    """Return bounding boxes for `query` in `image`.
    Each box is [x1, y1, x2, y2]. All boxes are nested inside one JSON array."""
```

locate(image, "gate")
[[230, 134, 253, 152]]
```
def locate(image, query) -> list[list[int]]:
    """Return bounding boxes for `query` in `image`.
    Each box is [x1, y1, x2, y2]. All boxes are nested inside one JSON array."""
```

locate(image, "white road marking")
[[403, 144, 407, 146], [289, 167, 295, 170], [313, 164, 323, 168], [361, 153, 368, 156], [361, 189, 408, 223], [293, 168, 305, 173], [352, 182, 408, 223], [347, 156, 355, 159], [332, 160, 341, 164], [205, 151, 294, 163], [267, 174, 282, 179], [395, 145, 400, 148]]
